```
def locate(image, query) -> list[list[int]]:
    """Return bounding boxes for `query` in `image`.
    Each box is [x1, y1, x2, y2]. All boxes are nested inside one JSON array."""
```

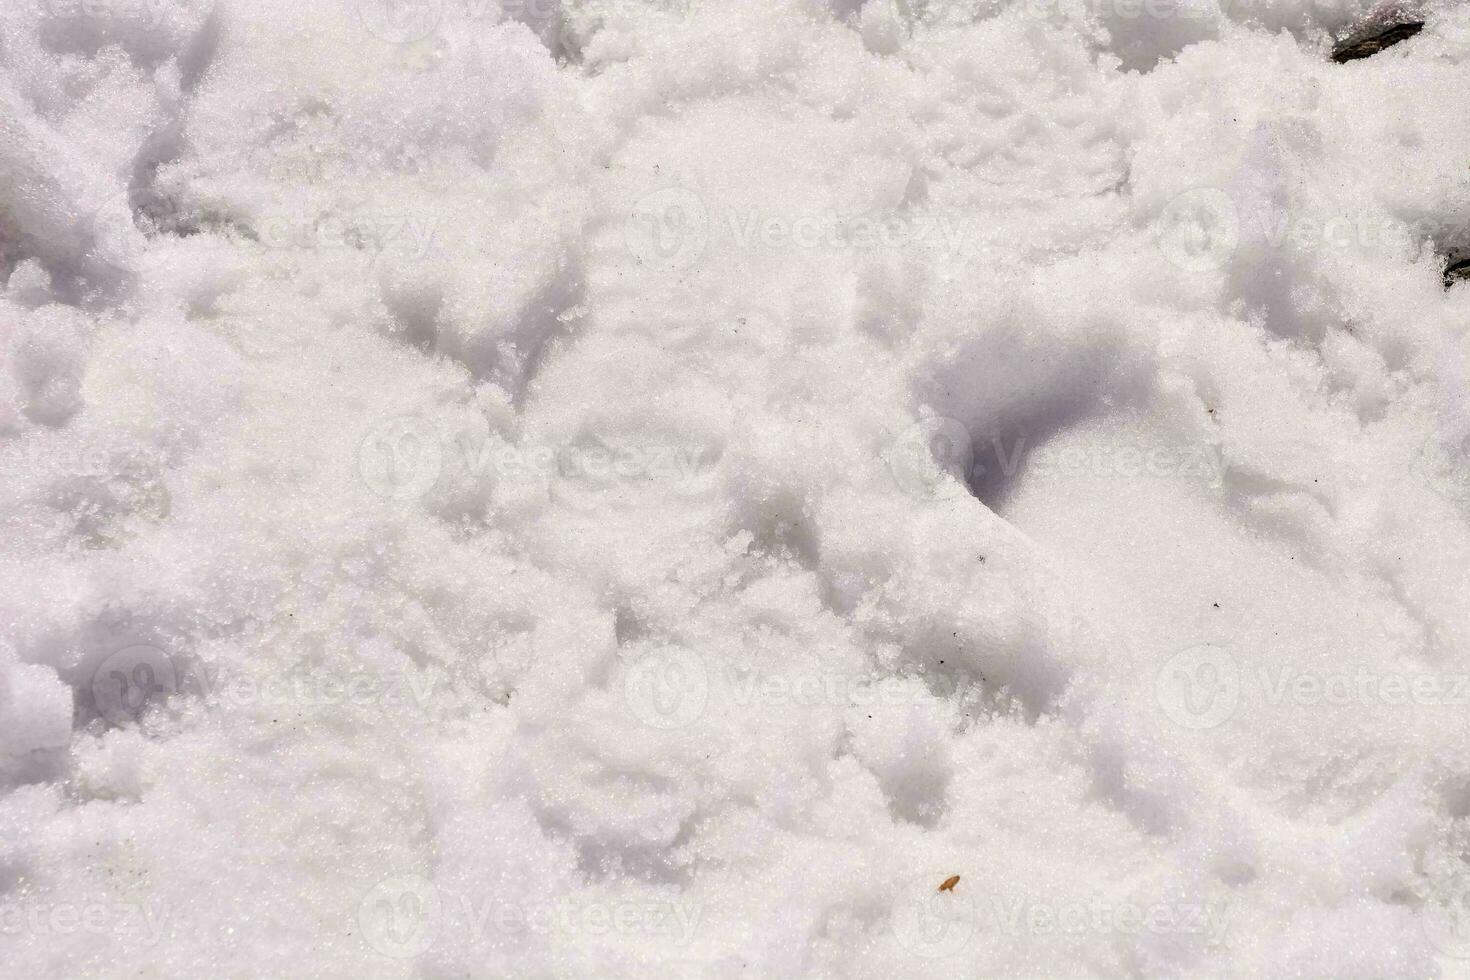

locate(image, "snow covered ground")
[[3, 0, 1470, 975]]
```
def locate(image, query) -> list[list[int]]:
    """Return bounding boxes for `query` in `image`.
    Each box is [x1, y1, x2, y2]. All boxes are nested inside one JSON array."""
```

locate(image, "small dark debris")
[[1212, 602, 1220, 609], [1331, 21, 1423, 63], [1445, 256, 1470, 289]]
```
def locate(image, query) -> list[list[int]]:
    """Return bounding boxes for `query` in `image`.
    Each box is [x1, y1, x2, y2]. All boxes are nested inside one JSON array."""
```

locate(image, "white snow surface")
[[3, 0, 1470, 975]]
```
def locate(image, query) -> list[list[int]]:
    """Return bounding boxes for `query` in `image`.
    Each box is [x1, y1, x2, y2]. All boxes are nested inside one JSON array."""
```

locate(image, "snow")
[[2, 0, 1470, 975]]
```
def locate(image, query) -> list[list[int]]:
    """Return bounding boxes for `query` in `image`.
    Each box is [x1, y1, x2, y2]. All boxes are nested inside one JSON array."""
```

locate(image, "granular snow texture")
[[3, 0, 1470, 976]]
